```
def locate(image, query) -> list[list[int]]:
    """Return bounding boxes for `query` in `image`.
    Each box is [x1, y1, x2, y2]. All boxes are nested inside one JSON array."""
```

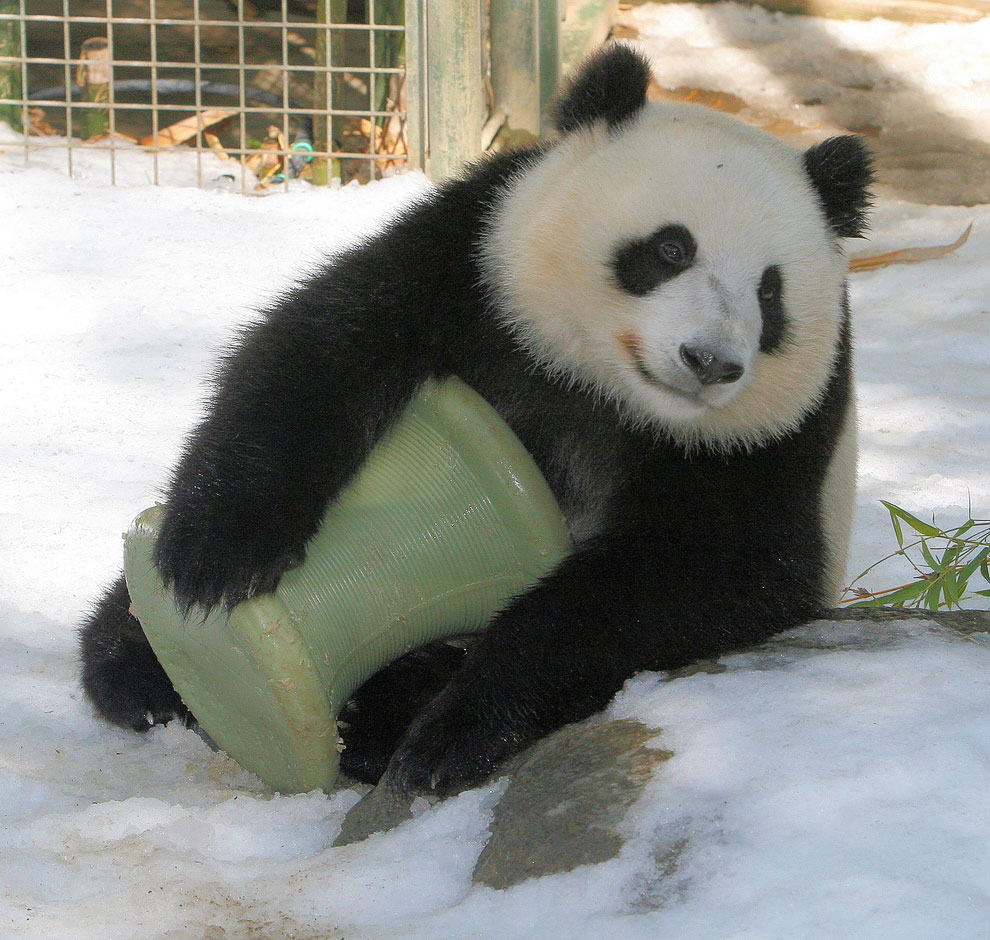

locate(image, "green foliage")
[[843, 501, 990, 610]]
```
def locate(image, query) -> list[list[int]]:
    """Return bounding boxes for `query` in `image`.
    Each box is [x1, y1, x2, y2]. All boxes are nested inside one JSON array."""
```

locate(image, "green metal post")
[[538, 0, 563, 138], [77, 36, 110, 139], [403, 0, 426, 172], [422, 0, 486, 180], [313, 0, 346, 186], [489, 0, 561, 141], [0, 0, 22, 133], [489, 1, 540, 137]]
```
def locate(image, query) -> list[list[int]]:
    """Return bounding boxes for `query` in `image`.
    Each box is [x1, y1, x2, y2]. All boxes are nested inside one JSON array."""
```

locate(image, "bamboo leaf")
[[849, 582, 928, 608], [942, 572, 960, 608], [847, 596, 885, 608], [920, 540, 940, 572], [877, 581, 931, 606], [849, 501, 989, 612], [940, 545, 961, 569], [881, 501, 941, 538], [884, 502, 905, 547], [959, 546, 990, 584], [924, 579, 944, 610], [949, 520, 975, 540]]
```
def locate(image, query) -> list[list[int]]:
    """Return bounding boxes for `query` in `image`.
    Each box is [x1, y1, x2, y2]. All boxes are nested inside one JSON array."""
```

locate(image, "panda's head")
[[481, 45, 873, 451]]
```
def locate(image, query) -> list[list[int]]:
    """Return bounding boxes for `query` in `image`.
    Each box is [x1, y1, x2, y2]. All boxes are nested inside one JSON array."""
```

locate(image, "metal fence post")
[[538, 0, 563, 137], [0, 0, 22, 133], [490, 1, 539, 137], [416, 0, 486, 180], [403, 0, 426, 173], [488, 0, 561, 142]]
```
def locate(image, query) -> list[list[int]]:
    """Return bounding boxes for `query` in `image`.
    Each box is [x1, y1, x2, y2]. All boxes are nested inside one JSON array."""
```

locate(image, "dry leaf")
[[849, 224, 973, 272]]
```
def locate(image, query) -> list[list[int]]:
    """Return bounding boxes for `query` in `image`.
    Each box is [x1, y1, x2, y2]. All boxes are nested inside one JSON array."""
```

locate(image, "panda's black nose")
[[679, 344, 745, 385]]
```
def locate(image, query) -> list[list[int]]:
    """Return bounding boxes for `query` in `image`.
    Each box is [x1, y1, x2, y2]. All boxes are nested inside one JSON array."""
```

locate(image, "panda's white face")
[[481, 102, 850, 450]]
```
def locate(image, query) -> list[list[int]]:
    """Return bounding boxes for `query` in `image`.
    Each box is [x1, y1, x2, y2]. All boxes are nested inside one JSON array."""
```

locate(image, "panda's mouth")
[[617, 330, 704, 405], [634, 359, 701, 402]]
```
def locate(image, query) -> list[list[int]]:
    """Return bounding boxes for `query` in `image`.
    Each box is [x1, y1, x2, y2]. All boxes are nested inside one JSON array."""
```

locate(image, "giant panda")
[[80, 45, 872, 795]]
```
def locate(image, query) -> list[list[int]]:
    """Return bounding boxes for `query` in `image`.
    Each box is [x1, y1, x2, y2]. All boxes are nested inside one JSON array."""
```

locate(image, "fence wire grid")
[[0, 0, 409, 192]]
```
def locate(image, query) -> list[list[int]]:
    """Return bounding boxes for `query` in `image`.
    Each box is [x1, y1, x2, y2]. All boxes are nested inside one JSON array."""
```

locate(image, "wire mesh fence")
[[0, 0, 409, 192]]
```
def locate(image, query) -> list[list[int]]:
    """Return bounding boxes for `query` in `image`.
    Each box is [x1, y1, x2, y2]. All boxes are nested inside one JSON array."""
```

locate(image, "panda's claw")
[[153, 511, 307, 616], [80, 574, 196, 732], [384, 683, 534, 797]]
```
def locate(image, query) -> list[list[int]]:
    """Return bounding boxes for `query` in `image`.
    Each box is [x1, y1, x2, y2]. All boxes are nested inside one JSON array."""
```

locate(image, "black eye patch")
[[758, 265, 788, 354], [610, 224, 696, 296]]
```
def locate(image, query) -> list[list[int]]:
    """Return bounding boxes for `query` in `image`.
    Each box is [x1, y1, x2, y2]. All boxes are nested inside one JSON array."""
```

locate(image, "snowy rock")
[[335, 609, 989, 892], [830, 605, 990, 633], [334, 716, 673, 883], [472, 718, 672, 889]]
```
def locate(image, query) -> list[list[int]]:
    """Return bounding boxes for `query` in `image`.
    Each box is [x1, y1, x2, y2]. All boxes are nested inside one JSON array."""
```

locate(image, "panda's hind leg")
[[79, 573, 191, 731], [338, 640, 469, 785]]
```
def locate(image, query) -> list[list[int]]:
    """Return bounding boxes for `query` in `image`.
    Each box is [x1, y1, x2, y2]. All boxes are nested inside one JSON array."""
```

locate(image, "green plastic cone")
[[124, 378, 573, 793]]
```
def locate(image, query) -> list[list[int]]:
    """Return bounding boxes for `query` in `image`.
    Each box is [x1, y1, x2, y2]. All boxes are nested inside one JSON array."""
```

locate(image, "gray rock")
[[472, 718, 671, 889], [829, 605, 990, 634], [334, 608, 989, 884], [333, 777, 416, 846]]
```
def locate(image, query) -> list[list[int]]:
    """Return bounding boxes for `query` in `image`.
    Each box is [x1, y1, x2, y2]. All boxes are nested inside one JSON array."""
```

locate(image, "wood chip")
[[139, 109, 234, 149]]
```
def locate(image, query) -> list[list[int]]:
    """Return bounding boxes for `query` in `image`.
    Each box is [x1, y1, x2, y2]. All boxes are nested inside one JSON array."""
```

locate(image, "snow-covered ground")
[[626, 2, 990, 147], [623, 1, 990, 204], [2, 4, 989, 937]]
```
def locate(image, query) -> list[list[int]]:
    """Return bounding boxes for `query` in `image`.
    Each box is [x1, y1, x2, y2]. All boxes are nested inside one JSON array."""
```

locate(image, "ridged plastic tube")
[[124, 378, 573, 793]]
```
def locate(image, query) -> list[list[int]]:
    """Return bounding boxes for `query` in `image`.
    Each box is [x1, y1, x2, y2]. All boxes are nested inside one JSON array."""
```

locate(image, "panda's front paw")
[[86, 655, 192, 732], [80, 575, 193, 731], [384, 684, 537, 796], [154, 502, 306, 614], [338, 641, 469, 785]]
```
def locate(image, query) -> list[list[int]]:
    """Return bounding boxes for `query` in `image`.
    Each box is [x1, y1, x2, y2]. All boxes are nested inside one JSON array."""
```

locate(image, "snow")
[[1, 4, 989, 937], [627, 3, 990, 143]]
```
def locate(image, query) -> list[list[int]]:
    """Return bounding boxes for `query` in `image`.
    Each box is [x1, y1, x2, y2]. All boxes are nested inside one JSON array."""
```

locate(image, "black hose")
[[31, 78, 284, 109]]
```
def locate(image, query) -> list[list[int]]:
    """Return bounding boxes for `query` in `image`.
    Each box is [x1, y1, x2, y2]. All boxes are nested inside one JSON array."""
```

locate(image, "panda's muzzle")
[[618, 330, 746, 401], [678, 344, 744, 385]]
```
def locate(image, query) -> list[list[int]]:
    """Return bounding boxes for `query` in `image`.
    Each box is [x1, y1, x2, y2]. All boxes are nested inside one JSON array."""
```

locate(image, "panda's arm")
[[154, 237, 456, 615], [387, 518, 822, 794]]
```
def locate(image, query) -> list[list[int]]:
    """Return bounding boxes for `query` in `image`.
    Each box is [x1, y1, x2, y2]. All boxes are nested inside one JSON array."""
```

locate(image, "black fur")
[[80, 50, 865, 795], [803, 135, 873, 238], [80, 574, 191, 731], [338, 641, 469, 783], [79, 146, 547, 749], [611, 223, 697, 296], [758, 265, 787, 353], [552, 44, 651, 135]]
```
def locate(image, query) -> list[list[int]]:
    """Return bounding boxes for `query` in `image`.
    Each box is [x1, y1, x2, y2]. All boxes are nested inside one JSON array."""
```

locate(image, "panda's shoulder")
[[356, 145, 550, 264], [440, 145, 553, 215]]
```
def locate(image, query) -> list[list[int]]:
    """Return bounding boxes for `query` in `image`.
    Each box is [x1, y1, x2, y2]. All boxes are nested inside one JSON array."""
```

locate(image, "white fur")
[[820, 396, 859, 602], [480, 102, 849, 451]]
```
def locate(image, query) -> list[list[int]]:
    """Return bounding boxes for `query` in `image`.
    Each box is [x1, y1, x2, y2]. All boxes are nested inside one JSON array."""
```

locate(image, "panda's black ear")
[[803, 136, 874, 238], [552, 44, 651, 136]]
